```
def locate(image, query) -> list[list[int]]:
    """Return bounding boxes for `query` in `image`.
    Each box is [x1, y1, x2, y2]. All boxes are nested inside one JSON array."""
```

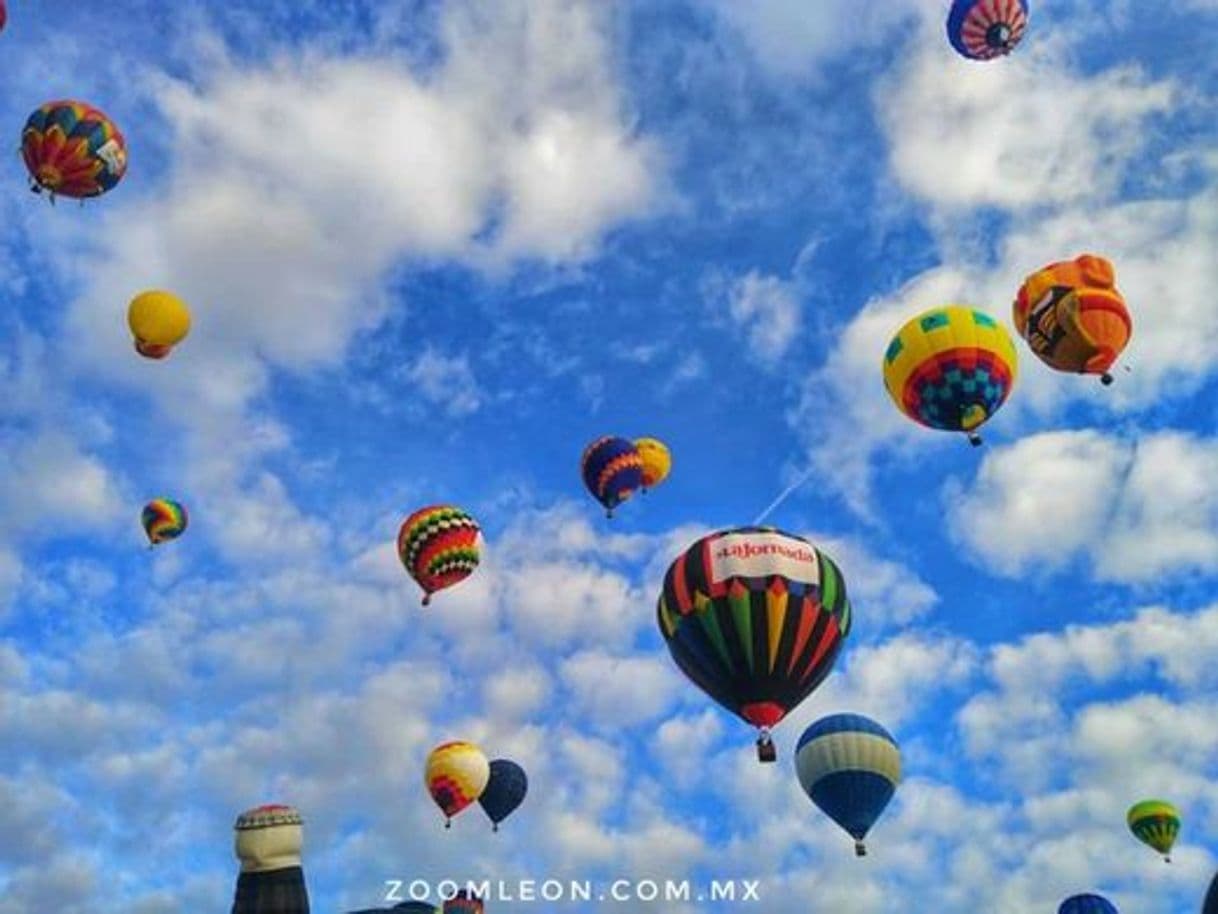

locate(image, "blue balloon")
[[580, 436, 643, 517], [947, 0, 1029, 60], [795, 714, 901, 856], [1205, 871, 1218, 914], [479, 758, 528, 831], [1058, 894, 1118, 914]]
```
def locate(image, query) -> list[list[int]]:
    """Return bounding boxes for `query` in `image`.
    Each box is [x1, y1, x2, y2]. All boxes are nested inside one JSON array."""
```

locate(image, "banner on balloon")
[[709, 532, 819, 585]]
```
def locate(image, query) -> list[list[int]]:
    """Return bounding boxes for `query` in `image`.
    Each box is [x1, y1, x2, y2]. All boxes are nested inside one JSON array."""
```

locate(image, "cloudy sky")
[[1, 1, 1216, 911]]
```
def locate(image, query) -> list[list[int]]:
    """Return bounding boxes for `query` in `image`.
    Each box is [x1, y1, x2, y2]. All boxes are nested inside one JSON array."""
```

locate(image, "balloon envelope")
[[1126, 799, 1180, 859], [882, 305, 1018, 441], [581, 436, 643, 515], [1013, 254, 1131, 384], [795, 713, 901, 855], [1058, 894, 1118, 914], [128, 290, 191, 359], [947, 0, 1029, 60], [22, 100, 128, 198], [141, 499, 188, 546], [634, 437, 672, 489], [479, 759, 528, 830], [425, 742, 490, 822], [657, 526, 852, 754], [397, 506, 481, 605]]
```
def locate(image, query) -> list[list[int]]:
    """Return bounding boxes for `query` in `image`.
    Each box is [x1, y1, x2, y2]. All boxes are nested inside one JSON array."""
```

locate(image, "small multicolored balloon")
[[425, 741, 490, 827], [1014, 254, 1132, 386], [1058, 894, 1118, 914], [634, 437, 671, 491], [1126, 799, 1180, 862], [397, 506, 481, 606], [795, 714, 901, 857], [22, 100, 128, 200], [947, 0, 1029, 60], [443, 891, 484, 914], [580, 436, 643, 518], [128, 290, 192, 360], [882, 305, 1018, 446], [141, 499, 188, 547], [479, 759, 528, 832]]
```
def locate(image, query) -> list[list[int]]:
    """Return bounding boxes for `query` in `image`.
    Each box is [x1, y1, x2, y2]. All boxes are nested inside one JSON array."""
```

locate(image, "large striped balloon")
[[795, 714, 901, 856], [947, 0, 1029, 60], [1126, 799, 1180, 862], [397, 506, 481, 606], [657, 527, 852, 762], [22, 100, 128, 199], [882, 305, 1018, 446], [141, 499, 188, 547], [1058, 894, 1118, 914], [425, 741, 490, 827], [580, 436, 644, 518]]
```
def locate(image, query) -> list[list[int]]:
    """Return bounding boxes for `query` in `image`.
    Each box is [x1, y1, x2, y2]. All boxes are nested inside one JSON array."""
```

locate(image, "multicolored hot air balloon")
[[128, 290, 192, 360], [657, 526, 852, 762], [443, 891, 483, 914], [1058, 894, 1118, 914], [795, 714, 901, 857], [141, 499, 188, 547], [1127, 799, 1180, 862], [1014, 254, 1132, 386], [22, 100, 128, 200], [882, 305, 1018, 446], [580, 437, 644, 518], [231, 804, 311, 914], [425, 741, 490, 828], [948, 0, 1029, 60], [479, 759, 528, 833], [397, 506, 481, 606], [634, 437, 672, 491]]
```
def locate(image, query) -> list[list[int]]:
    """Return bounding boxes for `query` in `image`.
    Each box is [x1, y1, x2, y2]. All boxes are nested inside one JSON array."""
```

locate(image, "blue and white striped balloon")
[[794, 713, 901, 856]]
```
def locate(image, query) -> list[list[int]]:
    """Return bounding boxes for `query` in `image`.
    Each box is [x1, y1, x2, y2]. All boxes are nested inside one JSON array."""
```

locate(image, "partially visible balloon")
[[1126, 799, 1180, 862], [795, 714, 901, 856], [443, 891, 483, 914], [128, 290, 192, 359], [22, 100, 128, 199], [1205, 869, 1218, 914], [634, 437, 672, 490], [231, 804, 311, 914], [0, 2, 7, 32], [397, 506, 481, 606], [1013, 254, 1132, 386], [425, 742, 490, 827], [1058, 894, 1118, 914], [882, 305, 1018, 446], [657, 526, 852, 762], [479, 759, 528, 832], [346, 905, 437, 913], [580, 436, 644, 518], [141, 499, 188, 547], [947, 0, 1029, 60]]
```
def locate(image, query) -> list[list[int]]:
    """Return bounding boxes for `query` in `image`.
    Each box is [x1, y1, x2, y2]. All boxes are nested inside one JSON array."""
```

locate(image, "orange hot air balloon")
[[1013, 254, 1132, 386]]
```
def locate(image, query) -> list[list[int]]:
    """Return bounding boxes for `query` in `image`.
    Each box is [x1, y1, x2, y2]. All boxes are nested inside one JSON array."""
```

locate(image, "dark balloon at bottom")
[[480, 759, 528, 831], [345, 904, 436, 913], [1204, 870, 1218, 914]]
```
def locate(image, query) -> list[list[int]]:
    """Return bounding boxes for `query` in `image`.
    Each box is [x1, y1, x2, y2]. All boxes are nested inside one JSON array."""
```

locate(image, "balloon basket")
[[756, 735, 776, 764], [1101, 373, 1114, 386], [967, 431, 982, 447], [855, 840, 867, 857]]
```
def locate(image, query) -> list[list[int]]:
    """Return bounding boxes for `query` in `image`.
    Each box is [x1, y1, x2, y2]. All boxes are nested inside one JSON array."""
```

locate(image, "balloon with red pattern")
[[397, 505, 481, 606], [947, 0, 1029, 60], [21, 100, 128, 199]]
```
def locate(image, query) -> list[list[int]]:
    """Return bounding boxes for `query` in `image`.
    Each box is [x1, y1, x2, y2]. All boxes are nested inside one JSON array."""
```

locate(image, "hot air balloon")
[[948, 0, 1029, 60], [479, 759, 528, 832], [657, 526, 852, 763], [22, 100, 128, 200], [346, 905, 436, 913], [231, 804, 311, 914], [141, 499, 188, 547], [1127, 799, 1180, 862], [882, 305, 1018, 446], [425, 742, 490, 828], [1058, 894, 1118, 914], [1205, 869, 1218, 914], [128, 290, 192, 359], [397, 506, 481, 606], [443, 891, 483, 914], [581, 437, 644, 517], [0, 2, 7, 32], [1013, 254, 1132, 386], [795, 714, 901, 857], [634, 437, 672, 491]]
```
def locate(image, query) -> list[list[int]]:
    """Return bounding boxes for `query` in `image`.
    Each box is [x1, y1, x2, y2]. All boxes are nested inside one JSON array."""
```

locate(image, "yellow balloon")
[[634, 437, 672, 489], [127, 290, 191, 359]]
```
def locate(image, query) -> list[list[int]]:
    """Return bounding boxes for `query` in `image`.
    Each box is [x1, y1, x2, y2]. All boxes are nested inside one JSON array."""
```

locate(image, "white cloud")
[[403, 349, 484, 418], [947, 429, 1218, 582], [723, 271, 802, 365], [559, 651, 684, 728]]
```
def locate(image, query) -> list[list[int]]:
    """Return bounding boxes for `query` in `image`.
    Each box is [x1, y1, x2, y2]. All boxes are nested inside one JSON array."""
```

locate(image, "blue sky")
[[1, 1, 1217, 911]]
